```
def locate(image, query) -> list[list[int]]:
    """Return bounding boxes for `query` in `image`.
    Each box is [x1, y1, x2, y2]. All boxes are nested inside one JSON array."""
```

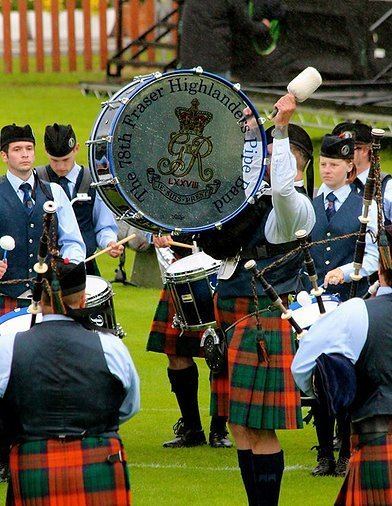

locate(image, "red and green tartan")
[[210, 295, 302, 430], [335, 432, 392, 506], [9, 437, 131, 506], [0, 296, 30, 317], [147, 286, 204, 357]]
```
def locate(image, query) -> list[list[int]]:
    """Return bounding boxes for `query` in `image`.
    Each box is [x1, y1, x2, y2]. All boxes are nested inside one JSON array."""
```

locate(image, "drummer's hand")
[[0, 260, 7, 279], [324, 268, 344, 288], [272, 93, 297, 127], [242, 106, 258, 131], [153, 235, 173, 248], [107, 241, 124, 258]]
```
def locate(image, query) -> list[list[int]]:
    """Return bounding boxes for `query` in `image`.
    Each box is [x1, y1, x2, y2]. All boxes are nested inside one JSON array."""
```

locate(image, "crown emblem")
[[175, 99, 213, 136]]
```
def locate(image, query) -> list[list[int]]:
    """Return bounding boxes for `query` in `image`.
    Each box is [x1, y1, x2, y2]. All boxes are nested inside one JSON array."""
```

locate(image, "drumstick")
[[167, 240, 194, 250], [85, 234, 136, 263]]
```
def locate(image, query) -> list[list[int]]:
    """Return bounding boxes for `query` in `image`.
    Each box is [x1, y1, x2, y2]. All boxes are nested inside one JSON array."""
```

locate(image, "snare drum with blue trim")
[[289, 292, 341, 331], [88, 69, 267, 233], [164, 251, 220, 331], [0, 307, 42, 336]]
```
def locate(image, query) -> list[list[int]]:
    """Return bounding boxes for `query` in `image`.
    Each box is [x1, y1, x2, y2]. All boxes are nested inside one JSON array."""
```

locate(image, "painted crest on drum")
[[107, 71, 266, 232]]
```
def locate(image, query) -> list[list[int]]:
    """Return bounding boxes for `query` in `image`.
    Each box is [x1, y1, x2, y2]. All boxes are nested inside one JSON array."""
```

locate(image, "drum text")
[[127, 171, 148, 202], [168, 77, 243, 121], [213, 176, 249, 213]]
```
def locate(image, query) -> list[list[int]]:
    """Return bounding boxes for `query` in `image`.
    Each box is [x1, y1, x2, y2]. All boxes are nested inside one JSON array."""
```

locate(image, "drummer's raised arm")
[[264, 94, 315, 244]]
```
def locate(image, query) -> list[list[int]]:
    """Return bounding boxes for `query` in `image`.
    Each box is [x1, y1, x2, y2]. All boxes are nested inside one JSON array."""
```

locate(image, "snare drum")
[[289, 293, 341, 330], [85, 275, 124, 338], [0, 307, 42, 335], [88, 69, 267, 234], [0, 276, 124, 338], [164, 251, 221, 331]]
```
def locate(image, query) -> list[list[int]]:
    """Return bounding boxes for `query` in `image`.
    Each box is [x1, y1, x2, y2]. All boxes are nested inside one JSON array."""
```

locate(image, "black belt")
[[352, 415, 392, 435]]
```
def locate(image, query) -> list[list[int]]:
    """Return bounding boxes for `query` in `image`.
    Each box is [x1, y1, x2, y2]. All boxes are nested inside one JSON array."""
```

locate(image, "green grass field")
[[0, 68, 391, 504]]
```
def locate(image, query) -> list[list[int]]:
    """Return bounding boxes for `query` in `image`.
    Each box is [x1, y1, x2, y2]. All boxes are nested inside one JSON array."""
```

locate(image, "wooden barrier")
[[0, 0, 162, 73]]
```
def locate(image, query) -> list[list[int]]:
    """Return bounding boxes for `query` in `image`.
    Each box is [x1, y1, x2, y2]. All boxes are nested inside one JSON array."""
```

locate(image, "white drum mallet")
[[268, 66, 323, 119], [0, 235, 15, 261]]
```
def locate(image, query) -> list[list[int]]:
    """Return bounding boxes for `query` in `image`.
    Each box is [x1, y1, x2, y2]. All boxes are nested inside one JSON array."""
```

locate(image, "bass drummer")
[[147, 234, 232, 449], [36, 123, 123, 275], [198, 94, 315, 506]]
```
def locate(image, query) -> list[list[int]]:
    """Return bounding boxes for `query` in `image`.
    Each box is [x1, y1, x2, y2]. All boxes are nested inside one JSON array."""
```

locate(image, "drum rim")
[[165, 265, 220, 283], [85, 275, 113, 306], [106, 68, 268, 233]]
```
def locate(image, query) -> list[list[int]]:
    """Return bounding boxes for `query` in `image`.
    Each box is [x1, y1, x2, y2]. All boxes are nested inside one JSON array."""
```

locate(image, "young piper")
[[36, 123, 123, 275], [0, 259, 139, 505]]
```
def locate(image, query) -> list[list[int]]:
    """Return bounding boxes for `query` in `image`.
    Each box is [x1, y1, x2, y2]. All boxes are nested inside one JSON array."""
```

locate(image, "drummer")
[[306, 133, 378, 478], [147, 234, 231, 448], [199, 94, 316, 505], [36, 123, 123, 275], [0, 123, 85, 316]]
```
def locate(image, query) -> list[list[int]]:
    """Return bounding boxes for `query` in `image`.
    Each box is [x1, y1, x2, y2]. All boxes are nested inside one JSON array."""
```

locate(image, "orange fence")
[[0, 0, 174, 73]]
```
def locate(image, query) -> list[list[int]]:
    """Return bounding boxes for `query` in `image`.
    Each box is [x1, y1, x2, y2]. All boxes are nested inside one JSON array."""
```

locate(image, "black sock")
[[209, 415, 228, 434], [312, 402, 335, 459], [237, 449, 257, 506], [253, 451, 284, 506], [167, 363, 202, 432], [337, 412, 351, 459]]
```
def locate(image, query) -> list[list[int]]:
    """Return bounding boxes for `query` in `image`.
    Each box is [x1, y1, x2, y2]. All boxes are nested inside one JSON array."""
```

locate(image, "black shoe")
[[311, 457, 336, 476], [163, 418, 207, 448], [209, 431, 233, 448], [335, 456, 349, 477]]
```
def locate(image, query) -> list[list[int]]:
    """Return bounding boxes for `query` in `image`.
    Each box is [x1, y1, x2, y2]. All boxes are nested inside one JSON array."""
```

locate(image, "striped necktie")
[[19, 182, 34, 214], [325, 192, 337, 222]]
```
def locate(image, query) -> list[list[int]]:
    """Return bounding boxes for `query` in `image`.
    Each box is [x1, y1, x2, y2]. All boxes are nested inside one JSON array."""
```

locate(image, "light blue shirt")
[[62, 164, 118, 249], [7, 171, 85, 263], [317, 183, 379, 282], [0, 314, 140, 422], [291, 286, 392, 397]]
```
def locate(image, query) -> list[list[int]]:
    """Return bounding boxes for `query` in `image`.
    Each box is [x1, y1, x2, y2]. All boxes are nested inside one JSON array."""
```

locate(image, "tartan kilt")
[[0, 296, 30, 317], [9, 437, 131, 506], [335, 433, 392, 506], [210, 295, 302, 430], [147, 286, 204, 357]]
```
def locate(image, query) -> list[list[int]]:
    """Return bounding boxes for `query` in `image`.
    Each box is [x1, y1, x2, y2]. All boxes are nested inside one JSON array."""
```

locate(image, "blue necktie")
[[325, 192, 337, 222], [58, 177, 71, 199], [19, 182, 34, 214]]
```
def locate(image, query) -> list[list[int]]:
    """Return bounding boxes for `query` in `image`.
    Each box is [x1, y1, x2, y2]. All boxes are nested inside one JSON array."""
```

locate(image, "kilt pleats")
[[335, 433, 392, 506], [147, 286, 204, 357], [211, 295, 302, 430], [9, 437, 131, 506]]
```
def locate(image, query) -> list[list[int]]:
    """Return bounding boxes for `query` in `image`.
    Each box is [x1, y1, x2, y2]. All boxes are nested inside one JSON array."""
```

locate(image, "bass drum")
[[88, 69, 267, 234]]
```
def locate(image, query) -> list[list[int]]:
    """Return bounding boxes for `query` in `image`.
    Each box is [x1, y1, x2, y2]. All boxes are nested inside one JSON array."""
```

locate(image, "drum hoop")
[[165, 265, 219, 284], [0, 306, 28, 324], [85, 276, 113, 307], [106, 69, 268, 233]]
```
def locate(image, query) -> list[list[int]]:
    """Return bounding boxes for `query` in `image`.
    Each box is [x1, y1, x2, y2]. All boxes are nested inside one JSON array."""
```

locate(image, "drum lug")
[[85, 136, 113, 146], [214, 222, 223, 230], [115, 324, 126, 339], [90, 177, 118, 188], [232, 83, 241, 91], [172, 314, 185, 331], [258, 116, 267, 125], [172, 228, 183, 236], [193, 66, 204, 74]]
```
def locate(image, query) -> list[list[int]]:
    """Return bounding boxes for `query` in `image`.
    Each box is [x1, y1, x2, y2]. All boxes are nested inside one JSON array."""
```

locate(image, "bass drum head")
[[0, 307, 42, 336], [108, 70, 267, 233]]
